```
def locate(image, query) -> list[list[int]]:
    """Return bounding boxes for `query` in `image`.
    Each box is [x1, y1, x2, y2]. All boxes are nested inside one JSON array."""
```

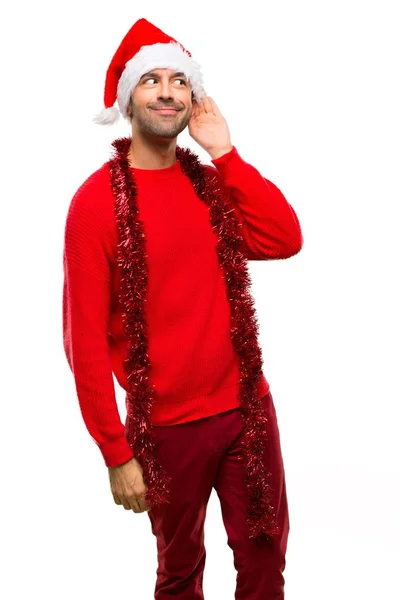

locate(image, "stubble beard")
[[131, 104, 191, 139]]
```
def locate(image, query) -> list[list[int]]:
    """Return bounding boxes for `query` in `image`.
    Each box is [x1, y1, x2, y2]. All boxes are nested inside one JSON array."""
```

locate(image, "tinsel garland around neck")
[[108, 136, 281, 543]]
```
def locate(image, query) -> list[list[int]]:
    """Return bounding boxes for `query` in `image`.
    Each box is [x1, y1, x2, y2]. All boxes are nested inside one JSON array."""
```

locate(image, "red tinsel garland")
[[108, 137, 281, 543]]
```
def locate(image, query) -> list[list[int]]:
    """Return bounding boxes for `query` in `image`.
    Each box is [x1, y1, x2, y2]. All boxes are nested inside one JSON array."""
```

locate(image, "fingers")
[[202, 96, 216, 115], [109, 457, 151, 514], [112, 492, 144, 512], [112, 492, 122, 505], [208, 97, 221, 115], [191, 98, 201, 119], [131, 484, 151, 513], [112, 485, 150, 513], [127, 493, 143, 513], [112, 489, 133, 511], [199, 96, 210, 114], [193, 93, 220, 116]]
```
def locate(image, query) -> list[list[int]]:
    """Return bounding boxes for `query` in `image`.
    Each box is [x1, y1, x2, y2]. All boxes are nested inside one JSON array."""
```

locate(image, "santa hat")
[[93, 18, 205, 125]]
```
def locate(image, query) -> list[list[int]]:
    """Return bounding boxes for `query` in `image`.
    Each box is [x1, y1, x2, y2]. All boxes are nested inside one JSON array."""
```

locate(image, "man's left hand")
[[188, 93, 233, 159]]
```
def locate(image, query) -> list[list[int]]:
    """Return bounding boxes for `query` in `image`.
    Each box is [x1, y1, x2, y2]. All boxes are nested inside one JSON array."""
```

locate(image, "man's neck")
[[127, 133, 177, 170]]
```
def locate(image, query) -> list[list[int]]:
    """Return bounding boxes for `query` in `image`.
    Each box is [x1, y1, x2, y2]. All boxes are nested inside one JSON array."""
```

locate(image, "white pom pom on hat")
[[93, 18, 206, 126], [93, 106, 121, 126]]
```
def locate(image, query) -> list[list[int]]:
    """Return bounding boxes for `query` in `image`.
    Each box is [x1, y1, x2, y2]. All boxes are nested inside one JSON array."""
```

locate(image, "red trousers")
[[146, 390, 290, 599]]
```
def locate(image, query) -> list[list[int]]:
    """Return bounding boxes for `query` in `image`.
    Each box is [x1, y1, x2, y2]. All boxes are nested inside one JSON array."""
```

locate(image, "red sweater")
[[62, 145, 303, 467]]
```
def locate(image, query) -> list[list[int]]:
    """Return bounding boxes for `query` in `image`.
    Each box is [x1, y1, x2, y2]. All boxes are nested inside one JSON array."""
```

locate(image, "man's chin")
[[144, 129, 180, 141], [151, 123, 189, 139]]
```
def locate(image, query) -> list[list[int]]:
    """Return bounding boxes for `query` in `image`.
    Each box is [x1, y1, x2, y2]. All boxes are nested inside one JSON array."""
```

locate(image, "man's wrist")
[[207, 145, 234, 160]]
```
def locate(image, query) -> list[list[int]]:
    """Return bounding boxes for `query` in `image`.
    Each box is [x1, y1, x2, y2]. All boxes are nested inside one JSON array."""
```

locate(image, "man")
[[63, 17, 303, 599]]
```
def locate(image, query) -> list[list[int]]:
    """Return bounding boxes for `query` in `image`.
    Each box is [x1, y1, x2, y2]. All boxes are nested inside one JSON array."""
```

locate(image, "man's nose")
[[158, 80, 174, 99]]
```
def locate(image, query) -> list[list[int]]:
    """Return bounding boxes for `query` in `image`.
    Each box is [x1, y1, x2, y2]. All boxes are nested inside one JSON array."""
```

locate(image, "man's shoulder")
[[64, 162, 118, 249], [65, 162, 115, 224], [70, 163, 112, 207]]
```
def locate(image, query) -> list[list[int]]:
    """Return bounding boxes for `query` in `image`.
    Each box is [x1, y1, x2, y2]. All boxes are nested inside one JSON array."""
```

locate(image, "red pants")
[[147, 390, 290, 599]]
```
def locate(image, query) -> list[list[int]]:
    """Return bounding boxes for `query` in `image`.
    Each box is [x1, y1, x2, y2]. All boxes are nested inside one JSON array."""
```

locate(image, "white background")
[[1, 0, 412, 598]]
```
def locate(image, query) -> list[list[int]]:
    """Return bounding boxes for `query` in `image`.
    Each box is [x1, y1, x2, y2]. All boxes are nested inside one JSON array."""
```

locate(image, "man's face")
[[127, 68, 194, 139]]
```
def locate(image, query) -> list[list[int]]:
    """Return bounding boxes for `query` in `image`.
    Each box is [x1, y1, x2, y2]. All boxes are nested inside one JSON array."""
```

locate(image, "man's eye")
[[144, 78, 186, 85]]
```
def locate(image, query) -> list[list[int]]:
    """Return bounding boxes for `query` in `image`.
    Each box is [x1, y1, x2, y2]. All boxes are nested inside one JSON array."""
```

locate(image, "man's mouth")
[[152, 108, 178, 115]]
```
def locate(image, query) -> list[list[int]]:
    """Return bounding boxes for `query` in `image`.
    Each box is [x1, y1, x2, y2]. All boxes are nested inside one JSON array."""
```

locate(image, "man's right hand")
[[108, 457, 151, 513]]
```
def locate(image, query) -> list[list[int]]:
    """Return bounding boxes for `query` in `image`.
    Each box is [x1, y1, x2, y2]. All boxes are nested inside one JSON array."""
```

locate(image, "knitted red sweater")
[[62, 145, 303, 467]]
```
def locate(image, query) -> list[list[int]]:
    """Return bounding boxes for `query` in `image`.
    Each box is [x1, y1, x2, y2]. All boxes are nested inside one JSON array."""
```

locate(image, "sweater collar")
[[130, 157, 182, 180]]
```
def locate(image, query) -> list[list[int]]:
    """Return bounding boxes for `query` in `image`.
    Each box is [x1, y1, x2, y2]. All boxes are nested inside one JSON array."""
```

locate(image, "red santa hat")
[[93, 18, 206, 125]]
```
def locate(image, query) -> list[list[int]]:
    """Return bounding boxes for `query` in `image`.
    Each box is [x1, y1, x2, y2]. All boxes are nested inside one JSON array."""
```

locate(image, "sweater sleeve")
[[62, 175, 134, 468], [209, 146, 304, 260]]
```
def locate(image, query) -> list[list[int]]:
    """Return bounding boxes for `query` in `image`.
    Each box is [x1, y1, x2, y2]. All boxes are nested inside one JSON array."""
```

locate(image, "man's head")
[[126, 68, 194, 140], [93, 19, 205, 126]]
